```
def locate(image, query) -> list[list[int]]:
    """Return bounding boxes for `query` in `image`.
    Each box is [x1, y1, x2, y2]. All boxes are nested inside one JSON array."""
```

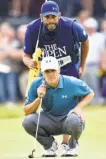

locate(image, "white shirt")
[[86, 32, 105, 65]]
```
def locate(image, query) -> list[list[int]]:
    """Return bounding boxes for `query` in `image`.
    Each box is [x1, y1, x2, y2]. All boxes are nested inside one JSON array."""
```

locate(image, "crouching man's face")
[[43, 69, 60, 88]]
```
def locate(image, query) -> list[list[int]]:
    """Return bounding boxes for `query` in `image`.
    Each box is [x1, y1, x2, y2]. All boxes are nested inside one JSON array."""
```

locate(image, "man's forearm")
[[80, 39, 89, 70], [22, 53, 32, 67], [76, 92, 94, 109], [24, 97, 41, 115]]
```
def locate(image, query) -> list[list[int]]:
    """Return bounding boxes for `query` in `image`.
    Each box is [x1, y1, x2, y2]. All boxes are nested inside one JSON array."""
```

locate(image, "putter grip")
[[40, 80, 46, 98]]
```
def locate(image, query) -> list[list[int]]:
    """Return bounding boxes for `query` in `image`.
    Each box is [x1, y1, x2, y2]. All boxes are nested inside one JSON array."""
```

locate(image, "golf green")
[[0, 106, 106, 159]]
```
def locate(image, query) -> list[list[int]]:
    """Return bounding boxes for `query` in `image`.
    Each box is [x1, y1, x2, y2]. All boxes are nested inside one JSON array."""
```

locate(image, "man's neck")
[[47, 77, 59, 88], [49, 81, 59, 88]]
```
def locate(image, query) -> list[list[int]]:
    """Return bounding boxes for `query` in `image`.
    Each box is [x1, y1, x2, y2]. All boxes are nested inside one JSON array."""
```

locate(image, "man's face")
[[43, 69, 59, 87], [40, 13, 60, 31]]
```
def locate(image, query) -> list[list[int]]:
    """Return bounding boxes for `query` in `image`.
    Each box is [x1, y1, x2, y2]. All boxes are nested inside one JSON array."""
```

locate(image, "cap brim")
[[42, 12, 58, 16], [41, 67, 58, 72]]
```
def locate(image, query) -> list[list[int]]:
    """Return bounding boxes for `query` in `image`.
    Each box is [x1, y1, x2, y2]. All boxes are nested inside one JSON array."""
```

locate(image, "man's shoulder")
[[60, 17, 82, 31], [27, 18, 41, 31], [60, 16, 73, 27], [61, 16, 72, 22], [62, 75, 81, 84], [60, 17, 77, 25], [32, 77, 43, 86], [62, 75, 77, 82]]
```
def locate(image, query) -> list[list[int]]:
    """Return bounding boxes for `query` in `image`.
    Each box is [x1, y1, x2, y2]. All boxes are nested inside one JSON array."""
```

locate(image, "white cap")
[[84, 18, 98, 29], [41, 56, 59, 72]]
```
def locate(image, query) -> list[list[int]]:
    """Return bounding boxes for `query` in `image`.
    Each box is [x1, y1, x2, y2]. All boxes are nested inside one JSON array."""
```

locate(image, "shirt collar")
[[58, 75, 63, 88]]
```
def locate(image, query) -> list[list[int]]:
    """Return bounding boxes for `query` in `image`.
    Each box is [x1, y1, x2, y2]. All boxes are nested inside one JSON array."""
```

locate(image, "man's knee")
[[66, 113, 84, 133], [22, 114, 36, 130], [22, 117, 31, 130]]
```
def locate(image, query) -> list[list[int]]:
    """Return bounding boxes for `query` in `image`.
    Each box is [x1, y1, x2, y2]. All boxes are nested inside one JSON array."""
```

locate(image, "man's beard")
[[46, 23, 57, 31]]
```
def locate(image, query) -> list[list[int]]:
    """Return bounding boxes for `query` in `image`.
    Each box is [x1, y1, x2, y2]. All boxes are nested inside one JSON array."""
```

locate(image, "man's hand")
[[27, 59, 37, 69], [37, 84, 46, 98], [78, 66, 84, 77], [68, 107, 85, 122], [23, 53, 38, 69]]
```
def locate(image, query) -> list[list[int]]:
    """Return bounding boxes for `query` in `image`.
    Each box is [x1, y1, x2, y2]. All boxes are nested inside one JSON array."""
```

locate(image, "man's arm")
[[68, 78, 94, 120], [73, 22, 89, 77], [80, 39, 89, 69], [24, 82, 46, 116], [68, 91, 94, 120], [24, 97, 41, 116], [75, 91, 94, 109], [23, 24, 37, 69], [23, 52, 36, 69], [79, 39, 89, 76]]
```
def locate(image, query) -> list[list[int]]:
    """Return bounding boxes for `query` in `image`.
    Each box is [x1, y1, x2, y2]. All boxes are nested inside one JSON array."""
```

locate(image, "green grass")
[[0, 105, 106, 159], [0, 104, 24, 118]]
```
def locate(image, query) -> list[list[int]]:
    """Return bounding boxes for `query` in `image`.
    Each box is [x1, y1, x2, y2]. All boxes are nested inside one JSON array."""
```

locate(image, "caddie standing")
[[23, 1, 89, 156]]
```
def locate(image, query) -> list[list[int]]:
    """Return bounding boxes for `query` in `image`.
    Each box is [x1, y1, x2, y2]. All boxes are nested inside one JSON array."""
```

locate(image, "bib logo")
[[41, 44, 67, 59]]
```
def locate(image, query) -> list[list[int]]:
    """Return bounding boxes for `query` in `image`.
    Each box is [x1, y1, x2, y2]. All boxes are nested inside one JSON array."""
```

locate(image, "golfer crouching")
[[22, 56, 94, 157]]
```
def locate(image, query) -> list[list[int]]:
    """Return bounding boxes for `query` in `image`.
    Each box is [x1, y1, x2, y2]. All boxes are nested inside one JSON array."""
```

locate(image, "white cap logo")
[[52, 7, 57, 11], [41, 56, 59, 72]]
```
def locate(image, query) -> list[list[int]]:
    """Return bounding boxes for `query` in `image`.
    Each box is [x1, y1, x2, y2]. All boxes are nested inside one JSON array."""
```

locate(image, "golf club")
[[28, 80, 45, 158], [34, 0, 48, 52]]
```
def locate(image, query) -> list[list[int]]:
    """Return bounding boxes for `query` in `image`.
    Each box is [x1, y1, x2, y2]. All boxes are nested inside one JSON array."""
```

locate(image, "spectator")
[[0, 23, 22, 105], [82, 18, 106, 105], [54, 0, 82, 17], [93, 0, 106, 18], [99, 49, 106, 103], [99, 19, 106, 103], [76, 9, 90, 27], [0, 0, 8, 17], [80, 0, 94, 16], [16, 25, 28, 99], [8, 0, 29, 17], [100, 19, 106, 34], [28, 0, 45, 18]]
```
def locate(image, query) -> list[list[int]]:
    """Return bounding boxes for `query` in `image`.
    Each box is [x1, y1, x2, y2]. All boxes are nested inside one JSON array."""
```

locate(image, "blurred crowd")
[[0, 0, 106, 106], [0, 23, 28, 106], [0, 0, 106, 18]]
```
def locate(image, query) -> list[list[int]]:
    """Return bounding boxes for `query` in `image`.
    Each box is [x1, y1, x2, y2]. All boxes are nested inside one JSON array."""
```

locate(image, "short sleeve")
[[24, 26, 35, 55], [24, 81, 38, 106], [73, 22, 88, 42], [73, 78, 93, 97]]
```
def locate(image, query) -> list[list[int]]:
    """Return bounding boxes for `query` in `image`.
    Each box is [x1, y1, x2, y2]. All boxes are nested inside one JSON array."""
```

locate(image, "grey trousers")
[[22, 111, 84, 149]]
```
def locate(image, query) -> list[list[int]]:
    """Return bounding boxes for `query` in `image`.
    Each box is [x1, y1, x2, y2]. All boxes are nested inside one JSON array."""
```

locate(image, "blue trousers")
[[0, 72, 20, 103]]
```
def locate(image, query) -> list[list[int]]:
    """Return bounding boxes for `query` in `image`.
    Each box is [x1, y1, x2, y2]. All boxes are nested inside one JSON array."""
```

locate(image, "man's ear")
[[58, 67, 60, 74], [40, 14, 43, 22], [58, 12, 61, 19]]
